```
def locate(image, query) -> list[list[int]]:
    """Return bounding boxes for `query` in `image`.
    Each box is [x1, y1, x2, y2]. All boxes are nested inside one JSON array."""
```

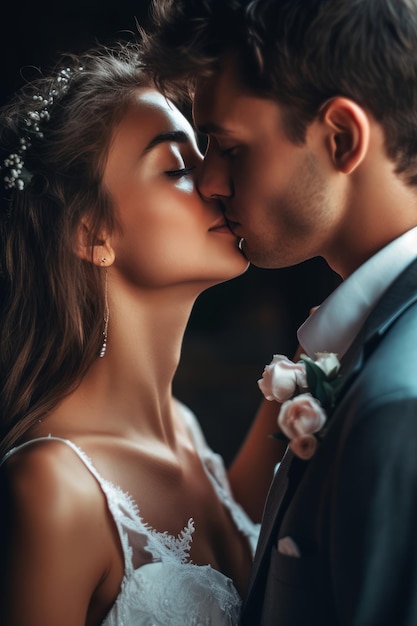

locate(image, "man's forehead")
[[193, 61, 247, 132], [193, 66, 281, 138]]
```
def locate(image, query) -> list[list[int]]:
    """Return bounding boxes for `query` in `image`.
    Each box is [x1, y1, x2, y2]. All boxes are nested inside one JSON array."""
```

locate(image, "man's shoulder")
[[365, 295, 417, 381], [334, 296, 417, 445]]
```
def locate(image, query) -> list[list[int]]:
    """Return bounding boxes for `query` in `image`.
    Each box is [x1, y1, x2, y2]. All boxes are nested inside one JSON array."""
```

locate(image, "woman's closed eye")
[[165, 166, 196, 178]]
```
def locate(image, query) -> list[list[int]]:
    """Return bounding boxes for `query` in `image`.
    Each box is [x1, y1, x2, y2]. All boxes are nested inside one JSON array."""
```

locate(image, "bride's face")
[[103, 88, 248, 290]]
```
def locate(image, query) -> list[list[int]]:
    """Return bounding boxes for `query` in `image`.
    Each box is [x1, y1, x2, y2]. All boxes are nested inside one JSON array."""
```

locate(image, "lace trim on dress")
[[178, 403, 260, 554]]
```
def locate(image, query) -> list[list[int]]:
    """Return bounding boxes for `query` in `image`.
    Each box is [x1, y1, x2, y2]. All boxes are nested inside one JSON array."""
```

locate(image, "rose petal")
[[315, 352, 340, 377], [277, 393, 327, 439], [258, 354, 307, 402]]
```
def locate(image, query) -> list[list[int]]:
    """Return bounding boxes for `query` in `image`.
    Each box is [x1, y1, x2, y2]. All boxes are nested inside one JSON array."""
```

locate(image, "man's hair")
[[141, 0, 417, 184]]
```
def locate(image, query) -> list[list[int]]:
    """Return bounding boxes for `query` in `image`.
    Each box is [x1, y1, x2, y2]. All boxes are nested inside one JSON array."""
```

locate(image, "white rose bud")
[[314, 352, 340, 378]]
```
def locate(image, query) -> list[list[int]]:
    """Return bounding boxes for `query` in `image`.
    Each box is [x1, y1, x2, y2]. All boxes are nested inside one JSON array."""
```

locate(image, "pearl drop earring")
[[99, 258, 109, 358]]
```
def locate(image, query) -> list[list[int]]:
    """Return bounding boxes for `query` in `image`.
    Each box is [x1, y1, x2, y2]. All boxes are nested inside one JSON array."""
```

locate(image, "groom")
[[142, 0, 417, 624]]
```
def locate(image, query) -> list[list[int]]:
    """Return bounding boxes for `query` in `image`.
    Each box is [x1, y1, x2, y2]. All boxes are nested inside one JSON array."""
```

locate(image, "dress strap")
[[1, 435, 103, 484]]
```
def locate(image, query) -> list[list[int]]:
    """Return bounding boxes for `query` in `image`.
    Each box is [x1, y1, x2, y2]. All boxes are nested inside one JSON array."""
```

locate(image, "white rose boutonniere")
[[258, 352, 342, 460]]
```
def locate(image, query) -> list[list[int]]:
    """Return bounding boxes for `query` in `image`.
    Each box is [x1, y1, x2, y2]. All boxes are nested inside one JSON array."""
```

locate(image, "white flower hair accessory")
[[258, 352, 342, 460], [1, 66, 83, 192]]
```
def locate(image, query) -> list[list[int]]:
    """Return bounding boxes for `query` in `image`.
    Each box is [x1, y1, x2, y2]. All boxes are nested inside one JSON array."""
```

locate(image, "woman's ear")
[[320, 97, 370, 174], [75, 219, 115, 267]]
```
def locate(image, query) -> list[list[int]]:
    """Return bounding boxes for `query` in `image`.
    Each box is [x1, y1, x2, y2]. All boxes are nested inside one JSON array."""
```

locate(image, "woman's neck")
[[52, 281, 198, 446]]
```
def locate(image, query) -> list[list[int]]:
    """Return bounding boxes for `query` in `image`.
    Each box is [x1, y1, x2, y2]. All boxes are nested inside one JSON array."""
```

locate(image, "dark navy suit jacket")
[[241, 257, 417, 626]]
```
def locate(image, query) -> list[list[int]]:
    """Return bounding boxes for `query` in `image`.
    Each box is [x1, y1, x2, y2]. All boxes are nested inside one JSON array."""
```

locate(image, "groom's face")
[[193, 56, 341, 269]]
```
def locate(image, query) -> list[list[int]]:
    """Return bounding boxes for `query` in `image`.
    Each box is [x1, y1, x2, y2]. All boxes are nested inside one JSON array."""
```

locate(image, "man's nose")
[[197, 147, 233, 200]]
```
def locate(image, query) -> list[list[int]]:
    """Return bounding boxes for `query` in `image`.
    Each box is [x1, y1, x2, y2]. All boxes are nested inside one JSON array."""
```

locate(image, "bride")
[[0, 44, 283, 625]]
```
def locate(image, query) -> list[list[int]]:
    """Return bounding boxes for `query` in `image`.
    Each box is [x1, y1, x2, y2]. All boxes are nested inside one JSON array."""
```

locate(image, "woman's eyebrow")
[[144, 130, 189, 153]]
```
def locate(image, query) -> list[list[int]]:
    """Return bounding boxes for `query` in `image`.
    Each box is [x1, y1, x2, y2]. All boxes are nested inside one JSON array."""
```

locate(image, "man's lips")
[[224, 216, 241, 234]]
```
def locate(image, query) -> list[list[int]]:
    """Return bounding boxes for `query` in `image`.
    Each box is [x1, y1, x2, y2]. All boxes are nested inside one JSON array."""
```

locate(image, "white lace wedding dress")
[[1, 402, 260, 625]]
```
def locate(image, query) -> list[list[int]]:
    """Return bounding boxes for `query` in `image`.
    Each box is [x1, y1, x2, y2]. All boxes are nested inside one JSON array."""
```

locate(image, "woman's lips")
[[208, 218, 234, 233], [210, 224, 234, 233]]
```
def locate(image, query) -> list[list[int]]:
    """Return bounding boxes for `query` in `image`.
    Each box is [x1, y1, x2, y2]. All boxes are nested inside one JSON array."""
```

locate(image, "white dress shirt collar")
[[297, 226, 417, 359]]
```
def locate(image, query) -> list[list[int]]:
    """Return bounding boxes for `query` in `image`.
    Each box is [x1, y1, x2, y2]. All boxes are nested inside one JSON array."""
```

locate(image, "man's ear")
[[75, 219, 115, 267], [320, 97, 370, 174]]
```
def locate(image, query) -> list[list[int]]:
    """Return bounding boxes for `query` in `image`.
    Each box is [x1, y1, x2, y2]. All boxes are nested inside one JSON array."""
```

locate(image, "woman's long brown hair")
[[0, 43, 150, 456]]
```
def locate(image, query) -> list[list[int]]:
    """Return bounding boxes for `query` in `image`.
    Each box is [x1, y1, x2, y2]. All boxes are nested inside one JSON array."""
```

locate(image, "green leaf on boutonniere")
[[268, 431, 289, 442], [300, 354, 343, 413]]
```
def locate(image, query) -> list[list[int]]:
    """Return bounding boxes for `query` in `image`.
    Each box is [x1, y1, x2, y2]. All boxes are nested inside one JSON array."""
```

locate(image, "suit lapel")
[[248, 318, 368, 571], [244, 328, 367, 608], [244, 448, 293, 603]]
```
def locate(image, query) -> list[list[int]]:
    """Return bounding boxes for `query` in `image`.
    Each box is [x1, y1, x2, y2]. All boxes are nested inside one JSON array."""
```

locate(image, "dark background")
[[0, 0, 341, 464]]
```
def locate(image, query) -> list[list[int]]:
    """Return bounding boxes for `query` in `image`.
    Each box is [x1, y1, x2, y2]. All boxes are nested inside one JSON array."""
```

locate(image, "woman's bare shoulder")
[[1, 439, 104, 521], [0, 439, 115, 625]]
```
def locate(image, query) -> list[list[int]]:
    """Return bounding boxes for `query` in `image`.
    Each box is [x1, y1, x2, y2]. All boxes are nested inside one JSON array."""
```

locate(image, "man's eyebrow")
[[196, 122, 231, 136], [144, 130, 189, 152]]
